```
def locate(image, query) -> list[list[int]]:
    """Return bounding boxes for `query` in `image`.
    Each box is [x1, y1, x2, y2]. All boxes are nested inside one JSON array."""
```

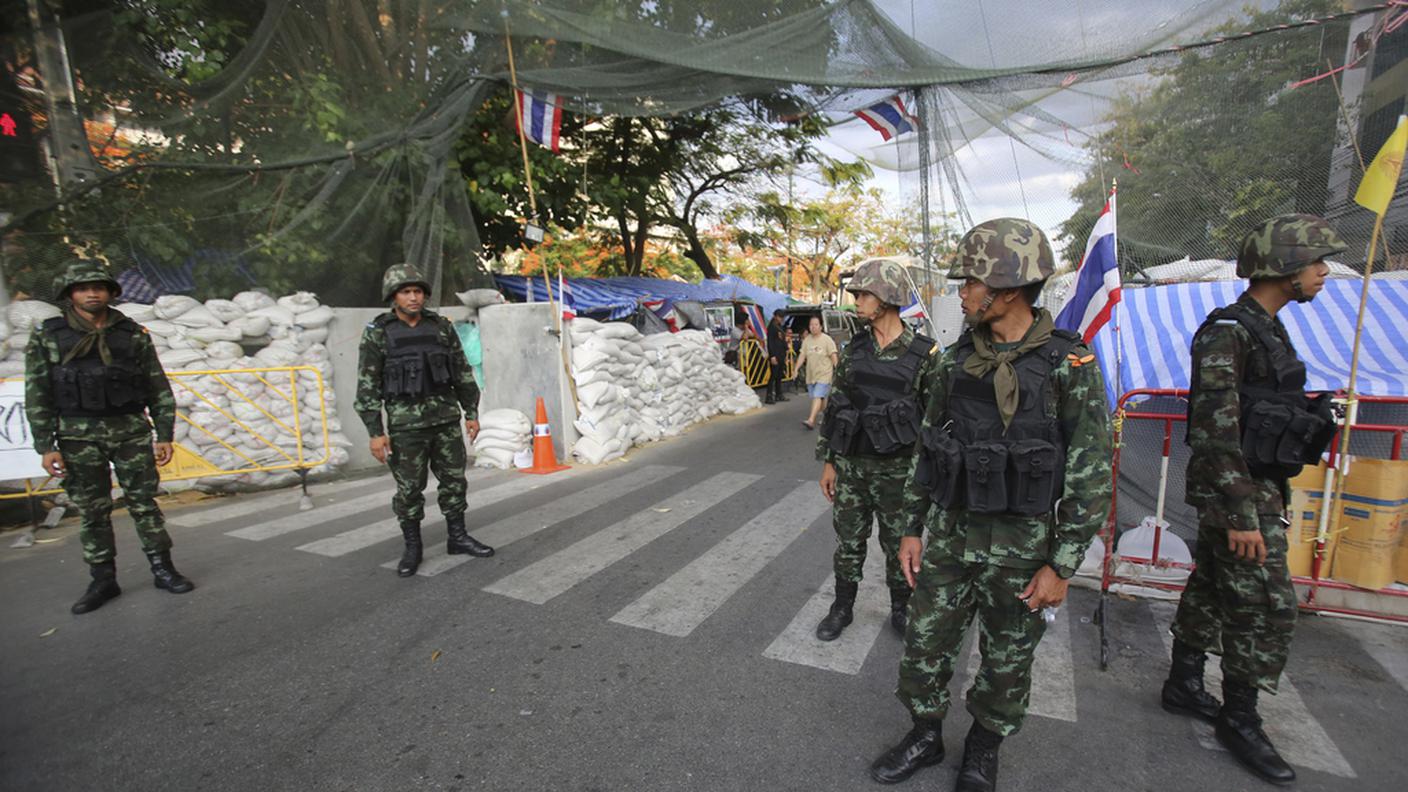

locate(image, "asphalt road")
[[2, 396, 1405, 792]]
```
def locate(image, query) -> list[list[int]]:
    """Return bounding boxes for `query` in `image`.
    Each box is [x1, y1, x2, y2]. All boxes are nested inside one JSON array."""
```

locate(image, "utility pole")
[[26, 0, 97, 193]]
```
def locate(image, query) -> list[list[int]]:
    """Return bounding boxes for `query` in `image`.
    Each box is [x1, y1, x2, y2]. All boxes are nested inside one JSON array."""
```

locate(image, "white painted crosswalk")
[[228, 486, 406, 541], [1151, 603, 1355, 779], [609, 481, 829, 637], [484, 471, 761, 603], [168, 475, 391, 528], [763, 536, 890, 674]]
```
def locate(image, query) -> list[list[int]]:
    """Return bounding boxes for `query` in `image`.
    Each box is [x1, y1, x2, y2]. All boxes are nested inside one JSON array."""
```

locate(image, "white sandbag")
[[577, 381, 619, 409], [246, 305, 296, 327], [188, 325, 243, 343], [171, 304, 223, 328], [474, 427, 529, 445], [232, 290, 277, 311], [154, 295, 202, 320], [253, 344, 300, 367], [572, 436, 624, 465], [163, 334, 199, 350], [478, 408, 532, 434], [204, 299, 246, 323], [140, 319, 179, 337], [119, 303, 157, 322], [293, 305, 334, 328], [0, 359, 25, 377], [230, 315, 272, 338], [157, 349, 205, 368], [204, 341, 244, 361], [474, 446, 516, 469], [277, 292, 320, 313], [571, 348, 613, 371], [7, 301, 61, 332]]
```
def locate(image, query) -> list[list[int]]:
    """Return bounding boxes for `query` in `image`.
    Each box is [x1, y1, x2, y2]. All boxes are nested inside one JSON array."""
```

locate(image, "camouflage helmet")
[[381, 263, 432, 302], [1236, 214, 1347, 279], [845, 257, 911, 307], [52, 259, 121, 300], [947, 217, 1055, 289]]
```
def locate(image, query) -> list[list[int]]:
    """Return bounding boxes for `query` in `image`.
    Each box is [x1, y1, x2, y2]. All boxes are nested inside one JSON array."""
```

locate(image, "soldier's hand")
[[1019, 565, 1069, 611], [153, 442, 173, 466], [819, 462, 837, 502], [370, 435, 391, 464], [42, 451, 65, 478], [899, 536, 924, 589], [1227, 528, 1267, 565], [465, 419, 480, 442]]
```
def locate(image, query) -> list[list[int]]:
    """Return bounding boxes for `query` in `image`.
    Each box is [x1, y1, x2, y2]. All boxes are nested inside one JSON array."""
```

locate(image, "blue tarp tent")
[[1089, 279, 1408, 406], [493, 274, 792, 321]]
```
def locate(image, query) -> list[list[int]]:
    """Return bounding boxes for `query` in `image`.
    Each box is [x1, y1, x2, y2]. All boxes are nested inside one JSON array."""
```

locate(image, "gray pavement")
[[2, 396, 1406, 792]]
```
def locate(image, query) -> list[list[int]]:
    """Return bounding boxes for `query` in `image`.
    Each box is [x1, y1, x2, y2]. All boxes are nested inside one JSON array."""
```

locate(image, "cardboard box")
[[1287, 463, 1334, 579], [1328, 459, 1408, 591]]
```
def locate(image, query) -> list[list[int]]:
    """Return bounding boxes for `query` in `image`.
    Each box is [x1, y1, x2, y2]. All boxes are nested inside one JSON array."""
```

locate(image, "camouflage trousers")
[[896, 554, 1047, 736], [388, 422, 468, 523], [58, 435, 170, 565], [1171, 510, 1297, 693], [831, 454, 911, 591]]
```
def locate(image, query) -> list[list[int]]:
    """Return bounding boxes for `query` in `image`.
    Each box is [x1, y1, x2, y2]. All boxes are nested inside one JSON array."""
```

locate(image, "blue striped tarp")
[[1089, 279, 1408, 405], [493, 274, 792, 321]]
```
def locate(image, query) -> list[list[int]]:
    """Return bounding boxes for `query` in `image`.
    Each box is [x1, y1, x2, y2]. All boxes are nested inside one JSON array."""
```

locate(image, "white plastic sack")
[[140, 319, 179, 337], [119, 303, 157, 322], [189, 325, 243, 343], [157, 349, 205, 368], [230, 315, 271, 338], [246, 305, 296, 327], [204, 299, 246, 323], [277, 292, 320, 313], [171, 305, 223, 328], [231, 290, 277, 311], [154, 295, 202, 319], [293, 305, 334, 328], [203, 341, 244, 361], [7, 301, 61, 332], [478, 408, 532, 434]]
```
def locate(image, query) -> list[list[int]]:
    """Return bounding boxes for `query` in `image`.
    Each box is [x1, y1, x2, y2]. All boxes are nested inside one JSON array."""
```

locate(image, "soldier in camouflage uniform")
[[815, 258, 939, 641], [24, 261, 193, 615], [870, 219, 1112, 792], [355, 264, 493, 577], [1162, 214, 1344, 786]]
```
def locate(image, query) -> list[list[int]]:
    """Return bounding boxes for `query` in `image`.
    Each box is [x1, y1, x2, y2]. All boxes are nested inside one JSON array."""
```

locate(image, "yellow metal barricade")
[[0, 366, 332, 502], [786, 346, 801, 381], [738, 338, 770, 388]]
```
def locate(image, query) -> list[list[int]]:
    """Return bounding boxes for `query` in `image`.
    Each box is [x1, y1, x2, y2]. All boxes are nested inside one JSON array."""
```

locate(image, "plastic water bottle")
[[1041, 606, 1059, 624]]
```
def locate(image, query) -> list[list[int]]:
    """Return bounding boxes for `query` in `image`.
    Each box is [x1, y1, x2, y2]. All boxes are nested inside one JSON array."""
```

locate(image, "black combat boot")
[[1161, 639, 1221, 722], [869, 720, 944, 784], [145, 550, 195, 594], [955, 722, 1002, 792], [71, 560, 121, 615], [1216, 679, 1295, 785], [445, 515, 494, 557], [397, 521, 423, 577], [889, 586, 912, 636], [814, 579, 858, 641]]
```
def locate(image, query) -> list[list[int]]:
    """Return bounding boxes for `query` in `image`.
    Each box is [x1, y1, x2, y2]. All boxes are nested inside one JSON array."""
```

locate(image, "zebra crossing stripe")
[[296, 508, 439, 557], [1151, 605, 1355, 778], [227, 486, 409, 541], [483, 471, 761, 604], [609, 482, 828, 637], [762, 536, 889, 675], [171, 475, 390, 528], [380, 464, 683, 577], [1339, 620, 1408, 694]]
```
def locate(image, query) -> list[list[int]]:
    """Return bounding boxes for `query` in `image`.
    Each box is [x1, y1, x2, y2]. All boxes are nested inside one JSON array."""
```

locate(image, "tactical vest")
[[41, 316, 148, 418], [380, 314, 455, 398], [914, 329, 1078, 516], [1187, 301, 1334, 480], [820, 330, 931, 458]]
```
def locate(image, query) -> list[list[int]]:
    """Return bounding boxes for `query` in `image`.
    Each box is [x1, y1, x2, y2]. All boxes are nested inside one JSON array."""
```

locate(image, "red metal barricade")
[[1095, 389, 1408, 668]]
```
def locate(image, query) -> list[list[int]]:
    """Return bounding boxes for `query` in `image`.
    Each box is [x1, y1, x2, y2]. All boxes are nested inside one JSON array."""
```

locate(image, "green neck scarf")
[[60, 305, 114, 366], [961, 308, 1054, 431]]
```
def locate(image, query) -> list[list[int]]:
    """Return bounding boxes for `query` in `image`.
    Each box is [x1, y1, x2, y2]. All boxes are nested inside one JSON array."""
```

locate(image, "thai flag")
[[900, 290, 927, 320], [558, 270, 576, 321], [516, 89, 563, 152], [1055, 189, 1120, 344], [854, 96, 917, 142], [743, 304, 767, 340]]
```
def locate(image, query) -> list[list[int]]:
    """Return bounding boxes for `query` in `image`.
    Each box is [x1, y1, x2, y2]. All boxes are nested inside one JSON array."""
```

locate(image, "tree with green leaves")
[[1058, 0, 1347, 272]]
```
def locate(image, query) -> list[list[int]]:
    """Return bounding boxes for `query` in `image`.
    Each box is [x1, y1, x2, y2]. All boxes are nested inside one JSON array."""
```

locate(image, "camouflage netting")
[[0, 0, 1403, 308]]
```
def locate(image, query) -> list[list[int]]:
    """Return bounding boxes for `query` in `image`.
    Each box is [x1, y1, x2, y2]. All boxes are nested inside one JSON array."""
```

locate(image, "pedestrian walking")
[[25, 260, 193, 614], [1160, 215, 1343, 786], [765, 311, 788, 404], [870, 219, 1112, 791], [796, 315, 838, 430], [355, 264, 494, 577], [816, 259, 938, 642]]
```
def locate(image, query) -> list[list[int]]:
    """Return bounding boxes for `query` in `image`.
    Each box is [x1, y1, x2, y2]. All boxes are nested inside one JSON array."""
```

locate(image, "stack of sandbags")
[[472, 408, 532, 469], [0, 291, 354, 492], [0, 300, 62, 378], [566, 317, 759, 465]]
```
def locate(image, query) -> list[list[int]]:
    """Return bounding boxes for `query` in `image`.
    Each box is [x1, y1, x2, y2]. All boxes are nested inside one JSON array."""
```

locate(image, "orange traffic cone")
[[522, 396, 570, 475]]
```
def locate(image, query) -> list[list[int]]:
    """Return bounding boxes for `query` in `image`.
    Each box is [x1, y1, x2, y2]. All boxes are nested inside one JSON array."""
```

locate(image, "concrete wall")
[[477, 302, 578, 462], [327, 303, 574, 472]]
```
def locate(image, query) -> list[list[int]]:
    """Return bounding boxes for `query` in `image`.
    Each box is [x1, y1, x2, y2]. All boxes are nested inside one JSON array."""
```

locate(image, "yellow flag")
[[1355, 114, 1406, 216]]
